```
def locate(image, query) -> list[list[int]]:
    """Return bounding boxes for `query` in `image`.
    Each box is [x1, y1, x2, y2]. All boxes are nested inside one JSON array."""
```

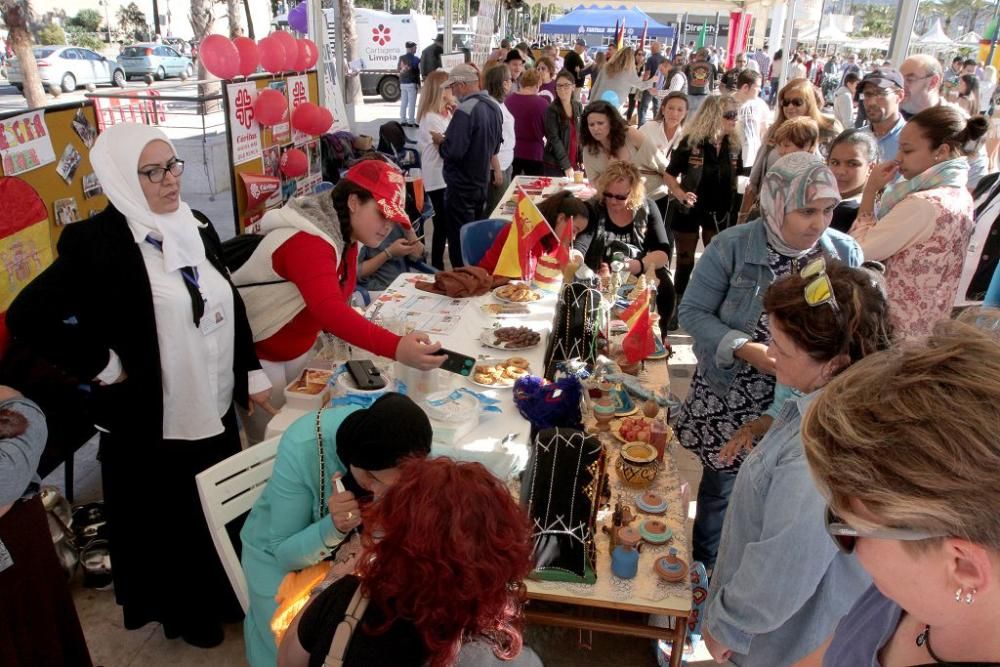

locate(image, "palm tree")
[[190, 0, 221, 112], [1, 0, 46, 108], [966, 0, 992, 36], [929, 0, 973, 35]]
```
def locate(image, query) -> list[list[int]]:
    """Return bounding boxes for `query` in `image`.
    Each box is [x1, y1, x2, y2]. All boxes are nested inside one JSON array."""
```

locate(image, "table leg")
[[669, 616, 688, 667]]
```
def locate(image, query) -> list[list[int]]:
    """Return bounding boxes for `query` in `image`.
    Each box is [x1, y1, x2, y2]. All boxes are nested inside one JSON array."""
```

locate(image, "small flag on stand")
[[491, 188, 554, 280], [615, 18, 625, 50], [695, 21, 708, 49], [553, 214, 575, 265], [621, 288, 656, 363]]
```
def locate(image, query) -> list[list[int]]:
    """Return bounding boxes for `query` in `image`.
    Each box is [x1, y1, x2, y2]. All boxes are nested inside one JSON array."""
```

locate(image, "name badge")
[[0, 538, 13, 573], [200, 301, 227, 336]]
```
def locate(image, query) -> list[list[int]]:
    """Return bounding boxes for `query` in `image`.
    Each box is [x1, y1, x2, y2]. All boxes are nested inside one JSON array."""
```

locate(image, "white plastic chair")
[[196, 436, 280, 612]]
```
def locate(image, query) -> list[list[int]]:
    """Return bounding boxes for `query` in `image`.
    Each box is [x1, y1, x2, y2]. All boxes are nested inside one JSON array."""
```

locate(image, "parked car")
[[117, 43, 193, 80], [162, 37, 192, 57], [7, 45, 126, 92]]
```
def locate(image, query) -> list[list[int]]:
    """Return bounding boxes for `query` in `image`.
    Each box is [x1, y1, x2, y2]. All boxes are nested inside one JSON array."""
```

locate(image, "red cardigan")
[[254, 232, 401, 362]]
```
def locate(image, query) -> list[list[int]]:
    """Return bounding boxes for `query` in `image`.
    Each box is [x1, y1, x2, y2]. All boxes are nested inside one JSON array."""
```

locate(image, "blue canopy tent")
[[540, 5, 674, 39]]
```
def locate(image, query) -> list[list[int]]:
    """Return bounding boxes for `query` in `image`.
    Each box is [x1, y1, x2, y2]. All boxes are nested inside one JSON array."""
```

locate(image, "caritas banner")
[[227, 81, 262, 166], [726, 12, 753, 70], [240, 172, 281, 212]]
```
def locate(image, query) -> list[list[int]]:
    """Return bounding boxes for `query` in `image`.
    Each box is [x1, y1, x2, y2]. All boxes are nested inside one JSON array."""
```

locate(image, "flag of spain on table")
[[621, 288, 656, 363], [492, 188, 554, 279]]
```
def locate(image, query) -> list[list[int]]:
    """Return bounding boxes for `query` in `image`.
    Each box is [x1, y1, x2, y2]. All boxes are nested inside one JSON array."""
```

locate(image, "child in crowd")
[[772, 116, 820, 157]]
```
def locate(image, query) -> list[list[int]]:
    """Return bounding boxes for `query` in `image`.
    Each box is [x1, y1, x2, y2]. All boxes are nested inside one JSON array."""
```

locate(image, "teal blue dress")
[[240, 405, 360, 667]]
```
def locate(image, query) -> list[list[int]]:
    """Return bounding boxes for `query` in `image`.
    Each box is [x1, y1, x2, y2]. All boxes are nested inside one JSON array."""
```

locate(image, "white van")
[[324, 8, 437, 101]]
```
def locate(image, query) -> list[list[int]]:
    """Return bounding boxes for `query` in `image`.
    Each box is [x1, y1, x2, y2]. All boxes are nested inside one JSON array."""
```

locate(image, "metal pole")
[[987, 0, 1000, 68], [309, 0, 325, 108], [814, 0, 827, 54], [713, 12, 721, 48], [778, 0, 796, 93], [888, 0, 919, 65], [444, 0, 453, 59]]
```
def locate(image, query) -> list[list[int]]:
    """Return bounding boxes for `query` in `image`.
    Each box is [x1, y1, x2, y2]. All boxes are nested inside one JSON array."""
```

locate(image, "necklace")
[[917, 624, 960, 666]]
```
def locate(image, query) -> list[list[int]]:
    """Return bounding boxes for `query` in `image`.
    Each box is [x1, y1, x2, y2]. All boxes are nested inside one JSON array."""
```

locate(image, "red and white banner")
[[726, 12, 753, 70], [227, 81, 262, 166]]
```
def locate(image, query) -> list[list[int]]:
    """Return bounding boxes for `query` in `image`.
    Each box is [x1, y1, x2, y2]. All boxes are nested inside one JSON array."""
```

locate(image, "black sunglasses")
[[603, 192, 629, 201], [824, 506, 947, 555], [723, 110, 738, 120], [781, 98, 806, 108]]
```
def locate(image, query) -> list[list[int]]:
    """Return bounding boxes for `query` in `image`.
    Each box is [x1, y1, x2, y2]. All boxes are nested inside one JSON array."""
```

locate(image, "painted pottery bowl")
[[654, 547, 689, 583], [616, 442, 659, 489], [636, 491, 668, 515], [639, 519, 672, 544], [616, 525, 642, 549]]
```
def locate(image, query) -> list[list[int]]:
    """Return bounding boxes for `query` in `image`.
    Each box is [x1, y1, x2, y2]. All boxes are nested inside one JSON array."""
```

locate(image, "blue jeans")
[[692, 466, 737, 570], [400, 83, 417, 123], [638, 90, 658, 126]]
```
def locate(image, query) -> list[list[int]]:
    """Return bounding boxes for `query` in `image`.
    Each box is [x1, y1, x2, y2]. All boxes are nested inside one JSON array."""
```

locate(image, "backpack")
[[221, 234, 289, 288], [321, 131, 358, 184]]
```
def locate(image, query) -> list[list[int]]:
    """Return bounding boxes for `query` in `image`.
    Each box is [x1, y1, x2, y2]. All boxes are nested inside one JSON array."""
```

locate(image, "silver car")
[[7, 45, 126, 92], [118, 43, 194, 80]]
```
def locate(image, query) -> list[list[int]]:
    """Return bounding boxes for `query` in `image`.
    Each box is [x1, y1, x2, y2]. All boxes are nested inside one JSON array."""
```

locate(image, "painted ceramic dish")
[[636, 491, 668, 515], [639, 519, 672, 544], [616, 442, 659, 489], [654, 547, 689, 583], [611, 416, 656, 443]]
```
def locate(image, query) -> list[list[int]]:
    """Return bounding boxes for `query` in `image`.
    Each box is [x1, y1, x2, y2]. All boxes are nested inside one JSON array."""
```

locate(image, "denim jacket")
[[704, 392, 872, 666], [677, 220, 862, 395]]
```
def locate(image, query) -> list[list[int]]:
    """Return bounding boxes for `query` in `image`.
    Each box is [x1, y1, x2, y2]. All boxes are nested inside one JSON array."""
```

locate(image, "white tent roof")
[[797, 23, 851, 43], [958, 31, 983, 45], [918, 18, 954, 45]]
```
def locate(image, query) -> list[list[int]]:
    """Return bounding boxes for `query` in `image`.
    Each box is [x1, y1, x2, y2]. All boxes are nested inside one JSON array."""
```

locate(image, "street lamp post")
[[99, 0, 112, 43]]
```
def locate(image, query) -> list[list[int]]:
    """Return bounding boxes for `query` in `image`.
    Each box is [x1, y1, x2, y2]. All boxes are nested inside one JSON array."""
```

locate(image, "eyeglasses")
[[603, 192, 629, 201], [825, 506, 948, 555], [903, 73, 934, 85], [138, 158, 185, 183], [862, 88, 898, 99], [722, 110, 738, 120], [781, 98, 805, 108], [800, 256, 839, 313], [556, 82, 574, 89]]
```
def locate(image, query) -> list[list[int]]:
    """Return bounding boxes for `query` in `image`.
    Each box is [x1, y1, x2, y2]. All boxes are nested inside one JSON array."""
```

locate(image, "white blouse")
[[416, 111, 450, 192]]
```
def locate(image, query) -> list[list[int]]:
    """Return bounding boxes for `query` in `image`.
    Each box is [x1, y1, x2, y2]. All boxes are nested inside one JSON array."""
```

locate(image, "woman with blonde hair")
[[738, 78, 842, 223], [799, 316, 1000, 666], [416, 69, 455, 269], [580, 160, 676, 323], [590, 46, 640, 112], [664, 94, 743, 311]]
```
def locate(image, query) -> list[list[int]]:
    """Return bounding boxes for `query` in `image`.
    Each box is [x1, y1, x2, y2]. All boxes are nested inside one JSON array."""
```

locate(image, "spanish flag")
[[621, 288, 656, 363], [553, 211, 575, 265], [492, 189, 553, 279]]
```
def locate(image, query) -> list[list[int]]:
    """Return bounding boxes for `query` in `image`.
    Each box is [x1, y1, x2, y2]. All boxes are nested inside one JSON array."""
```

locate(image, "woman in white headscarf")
[[7, 123, 272, 648], [673, 152, 863, 574]]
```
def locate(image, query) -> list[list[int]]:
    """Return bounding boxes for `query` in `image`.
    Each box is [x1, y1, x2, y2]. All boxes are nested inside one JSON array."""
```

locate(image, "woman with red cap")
[[234, 157, 446, 441]]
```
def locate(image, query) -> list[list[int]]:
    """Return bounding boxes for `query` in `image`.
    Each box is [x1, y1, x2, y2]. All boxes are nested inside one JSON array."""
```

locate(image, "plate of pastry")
[[493, 282, 543, 304], [469, 357, 532, 388], [480, 303, 531, 317], [480, 326, 542, 350]]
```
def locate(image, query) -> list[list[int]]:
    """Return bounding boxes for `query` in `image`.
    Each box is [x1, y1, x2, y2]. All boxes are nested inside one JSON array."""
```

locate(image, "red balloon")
[[295, 38, 319, 71], [200, 34, 240, 80], [310, 106, 333, 135], [254, 88, 288, 126], [233, 36, 259, 77], [280, 147, 309, 178], [291, 102, 320, 133], [270, 31, 299, 71], [258, 35, 286, 74]]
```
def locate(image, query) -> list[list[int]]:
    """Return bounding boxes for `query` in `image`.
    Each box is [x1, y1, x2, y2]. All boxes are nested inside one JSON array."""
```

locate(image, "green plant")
[[68, 8, 103, 32], [117, 2, 147, 40], [66, 26, 106, 51], [37, 24, 66, 45], [852, 5, 894, 38]]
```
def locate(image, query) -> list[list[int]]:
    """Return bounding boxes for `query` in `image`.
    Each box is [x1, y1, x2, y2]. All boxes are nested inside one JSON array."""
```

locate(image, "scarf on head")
[[90, 124, 206, 273], [877, 157, 969, 219], [335, 393, 432, 471], [758, 152, 842, 258]]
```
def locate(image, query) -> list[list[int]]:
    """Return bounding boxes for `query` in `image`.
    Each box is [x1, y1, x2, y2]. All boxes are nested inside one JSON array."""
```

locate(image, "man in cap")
[[398, 41, 421, 127], [860, 68, 906, 161], [563, 38, 588, 91], [505, 49, 525, 92], [432, 64, 503, 268], [420, 34, 443, 78]]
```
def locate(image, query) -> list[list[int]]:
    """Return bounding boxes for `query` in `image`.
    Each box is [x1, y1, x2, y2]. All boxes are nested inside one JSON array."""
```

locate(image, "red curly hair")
[[356, 457, 533, 667]]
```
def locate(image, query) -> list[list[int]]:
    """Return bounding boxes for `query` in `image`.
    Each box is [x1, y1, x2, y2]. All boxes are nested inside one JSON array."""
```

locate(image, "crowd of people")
[[1, 35, 1000, 667]]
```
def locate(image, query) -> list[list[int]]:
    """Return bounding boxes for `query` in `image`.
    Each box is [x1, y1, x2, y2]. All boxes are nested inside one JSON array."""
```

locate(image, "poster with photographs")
[[72, 108, 97, 148], [55, 144, 81, 184], [305, 138, 321, 177], [268, 80, 291, 145], [82, 173, 102, 199], [262, 145, 282, 208], [54, 197, 79, 226]]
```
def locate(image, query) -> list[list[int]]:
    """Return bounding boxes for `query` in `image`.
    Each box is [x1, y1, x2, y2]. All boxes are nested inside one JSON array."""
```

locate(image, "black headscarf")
[[336, 392, 432, 471]]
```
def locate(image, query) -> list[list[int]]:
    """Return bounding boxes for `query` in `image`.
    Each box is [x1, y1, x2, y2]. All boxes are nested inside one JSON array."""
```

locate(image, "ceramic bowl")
[[616, 442, 659, 489], [636, 491, 668, 515], [639, 519, 672, 544], [654, 551, 689, 584], [616, 525, 642, 549]]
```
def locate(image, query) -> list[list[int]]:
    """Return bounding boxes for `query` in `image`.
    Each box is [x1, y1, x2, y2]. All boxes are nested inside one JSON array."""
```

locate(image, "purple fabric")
[[505, 93, 550, 162]]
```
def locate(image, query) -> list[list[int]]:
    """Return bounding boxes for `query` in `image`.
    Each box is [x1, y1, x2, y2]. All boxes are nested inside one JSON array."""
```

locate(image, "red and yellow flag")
[[553, 212, 575, 265], [622, 288, 656, 363], [492, 188, 554, 279]]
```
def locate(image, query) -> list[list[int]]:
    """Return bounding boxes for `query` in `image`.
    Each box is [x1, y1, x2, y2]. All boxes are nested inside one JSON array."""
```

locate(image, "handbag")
[[520, 427, 606, 584], [323, 583, 371, 667]]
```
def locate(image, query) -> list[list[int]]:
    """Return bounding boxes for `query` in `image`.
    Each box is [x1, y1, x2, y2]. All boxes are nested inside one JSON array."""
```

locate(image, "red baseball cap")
[[343, 159, 411, 229]]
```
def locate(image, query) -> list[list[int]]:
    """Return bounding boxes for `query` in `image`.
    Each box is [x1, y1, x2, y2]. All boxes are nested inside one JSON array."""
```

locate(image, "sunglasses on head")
[[603, 192, 629, 201], [824, 506, 947, 555], [800, 257, 840, 313], [723, 110, 738, 120], [781, 97, 806, 108]]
